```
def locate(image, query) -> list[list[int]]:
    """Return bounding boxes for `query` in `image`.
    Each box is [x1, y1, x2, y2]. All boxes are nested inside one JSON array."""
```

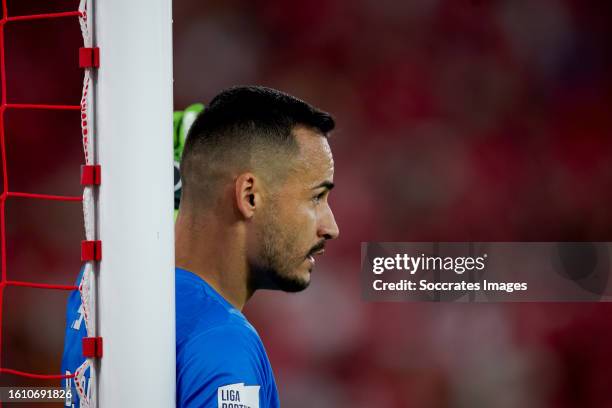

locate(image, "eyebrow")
[[312, 181, 335, 191]]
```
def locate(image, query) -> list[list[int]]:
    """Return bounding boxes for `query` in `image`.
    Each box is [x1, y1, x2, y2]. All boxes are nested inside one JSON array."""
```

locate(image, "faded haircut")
[[180, 86, 335, 207]]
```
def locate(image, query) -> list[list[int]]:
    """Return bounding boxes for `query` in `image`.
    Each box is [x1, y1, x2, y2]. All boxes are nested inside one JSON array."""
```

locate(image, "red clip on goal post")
[[79, 47, 100, 68], [82, 337, 103, 358]]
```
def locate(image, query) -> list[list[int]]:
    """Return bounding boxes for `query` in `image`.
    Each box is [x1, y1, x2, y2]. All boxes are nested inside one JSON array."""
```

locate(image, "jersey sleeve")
[[177, 324, 270, 408]]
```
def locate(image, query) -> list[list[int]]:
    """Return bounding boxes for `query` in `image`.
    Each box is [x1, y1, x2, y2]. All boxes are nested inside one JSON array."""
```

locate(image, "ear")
[[235, 172, 258, 219]]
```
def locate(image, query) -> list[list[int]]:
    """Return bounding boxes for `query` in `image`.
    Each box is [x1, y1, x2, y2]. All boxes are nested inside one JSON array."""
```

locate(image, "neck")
[[175, 210, 253, 310]]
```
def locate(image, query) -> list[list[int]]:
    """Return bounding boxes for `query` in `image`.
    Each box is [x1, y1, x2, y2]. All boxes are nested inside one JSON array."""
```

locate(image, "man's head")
[[180, 86, 339, 293]]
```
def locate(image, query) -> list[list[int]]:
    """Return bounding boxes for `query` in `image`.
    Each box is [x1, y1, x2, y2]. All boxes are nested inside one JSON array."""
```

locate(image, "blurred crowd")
[[2, 0, 612, 407]]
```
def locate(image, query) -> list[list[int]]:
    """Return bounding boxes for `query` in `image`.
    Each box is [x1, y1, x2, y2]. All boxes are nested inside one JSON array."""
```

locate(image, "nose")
[[318, 204, 340, 240]]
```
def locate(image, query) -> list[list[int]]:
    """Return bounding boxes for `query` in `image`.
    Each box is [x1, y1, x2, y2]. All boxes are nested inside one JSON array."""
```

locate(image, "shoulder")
[[178, 323, 266, 376], [175, 269, 255, 346]]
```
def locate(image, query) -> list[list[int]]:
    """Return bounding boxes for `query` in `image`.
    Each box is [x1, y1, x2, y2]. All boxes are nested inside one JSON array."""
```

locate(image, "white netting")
[[76, 0, 96, 406]]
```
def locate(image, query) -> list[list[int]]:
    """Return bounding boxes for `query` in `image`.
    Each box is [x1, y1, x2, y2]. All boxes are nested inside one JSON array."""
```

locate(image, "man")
[[175, 86, 339, 407], [62, 86, 339, 407]]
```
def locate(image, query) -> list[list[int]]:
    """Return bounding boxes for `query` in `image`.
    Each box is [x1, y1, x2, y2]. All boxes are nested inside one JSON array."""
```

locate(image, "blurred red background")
[[2, 0, 612, 407]]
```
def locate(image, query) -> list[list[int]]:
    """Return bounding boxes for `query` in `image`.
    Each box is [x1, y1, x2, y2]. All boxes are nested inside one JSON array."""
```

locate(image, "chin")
[[276, 269, 311, 293], [283, 280, 310, 293]]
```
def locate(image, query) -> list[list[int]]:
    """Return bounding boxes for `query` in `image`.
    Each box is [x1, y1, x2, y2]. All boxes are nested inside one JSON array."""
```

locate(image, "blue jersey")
[[176, 267, 280, 408], [62, 267, 280, 408]]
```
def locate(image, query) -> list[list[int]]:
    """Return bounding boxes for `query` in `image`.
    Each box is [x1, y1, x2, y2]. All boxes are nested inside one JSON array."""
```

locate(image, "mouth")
[[306, 248, 325, 266]]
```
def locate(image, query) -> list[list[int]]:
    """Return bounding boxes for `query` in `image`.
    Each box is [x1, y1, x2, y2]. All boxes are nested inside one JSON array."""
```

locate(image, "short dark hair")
[[180, 86, 335, 207]]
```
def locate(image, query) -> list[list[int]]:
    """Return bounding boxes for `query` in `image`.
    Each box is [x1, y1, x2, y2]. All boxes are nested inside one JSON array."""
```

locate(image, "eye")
[[312, 191, 326, 204]]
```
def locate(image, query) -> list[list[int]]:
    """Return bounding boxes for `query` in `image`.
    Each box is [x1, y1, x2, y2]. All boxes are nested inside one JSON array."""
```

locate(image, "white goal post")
[[94, 0, 175, 406]]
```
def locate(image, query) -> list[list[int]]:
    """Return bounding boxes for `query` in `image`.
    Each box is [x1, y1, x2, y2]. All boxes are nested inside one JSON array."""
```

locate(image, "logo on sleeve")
[[218, 383, 260, 408]]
